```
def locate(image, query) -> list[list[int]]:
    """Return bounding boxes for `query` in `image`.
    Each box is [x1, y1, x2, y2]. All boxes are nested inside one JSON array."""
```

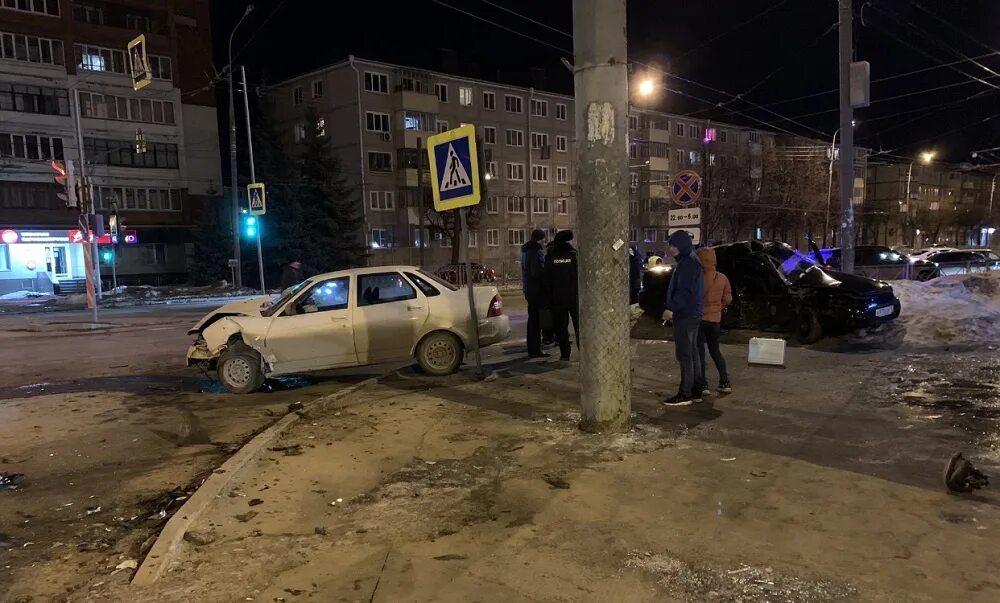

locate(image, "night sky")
[[211, 0, 1000, 163]]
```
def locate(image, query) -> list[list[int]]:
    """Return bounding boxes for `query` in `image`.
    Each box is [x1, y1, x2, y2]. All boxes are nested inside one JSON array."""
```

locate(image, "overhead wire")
[[673, 0, 794, 60]]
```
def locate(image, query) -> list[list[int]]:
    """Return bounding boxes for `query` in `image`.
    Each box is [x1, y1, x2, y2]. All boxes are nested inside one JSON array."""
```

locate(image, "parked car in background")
[[966, 248, 1000, 270], [820, 245, 939, 281], [909, 245, 958, 262], [187, 266, 510, 393], [923, 250, 990, 276], [641, 241, 901, 343], [435, 263, 497, 286]]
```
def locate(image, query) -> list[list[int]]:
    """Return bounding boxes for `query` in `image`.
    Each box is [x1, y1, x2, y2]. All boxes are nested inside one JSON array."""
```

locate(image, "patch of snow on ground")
[[892, 272, 1000, 346], [0, 290, 50, 300]]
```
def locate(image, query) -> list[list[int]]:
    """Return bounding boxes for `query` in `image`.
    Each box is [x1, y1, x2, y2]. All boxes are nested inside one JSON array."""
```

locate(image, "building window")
[[126, 14, 152, 32], [78, 91, 173, 124], [292, 86, 303, 106], [73, 44, 119, 74], [2, 0, 59, 15], [483, 90, 496, 110], [506, 163, 525, 181], [504, 94, 522, 113], [530, 98, 547, 117], [486, 196, 499, 214], [1, 84, 69, 116], [629, 228, 638, 242], [436, 120, 448, 133], [0, 243, 9, 271], [487, 228, 499, 247], [530, 132, 548, 150], [508, 228, 526, 245], [369, 190, 394, 211], [748, 131, 761, 143], [1, 32, 63, 66], [643, 228, 657, 243], [556, 135, 567, 152], [0, 132, 64, 160], [688, 150, 701, 165], [532, 197, 549, 214], [487, 161, 497, 179], [675, 123, 685, 137], [505, 129, 523, 147], [146, 55, 171, 80], [628, 115, 638, 130], [94, 186, 181, 211], [556, 166, 568, 184], [556, 198, 568, 214], [629, 143, 638, 159], [629, 171, 639, 192], [676, 149, 685, 166], [371, 227, 394, 249], [364, 71, 389, 93], [434, 83, 448, 103], [720, 130, 728, 143], [311, 79, 323, 99], [142, 243, 166, 265], [468, 230, 479, 247], [365, 111, 390, 133], [484, 126, 496, 144], [531, 164, 549, 182], [83, 138, 177, 168], [368, 151, 392, 172], [459, 86, 473, 106], [294, 124, 306, 143], [74, 4, 103, 24], [507, 196, 525, 213], [555, 103, 567, 120]]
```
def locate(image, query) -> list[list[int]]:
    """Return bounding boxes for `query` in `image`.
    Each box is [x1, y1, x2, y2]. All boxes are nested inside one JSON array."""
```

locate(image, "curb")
[[131, 377, 378, 587]]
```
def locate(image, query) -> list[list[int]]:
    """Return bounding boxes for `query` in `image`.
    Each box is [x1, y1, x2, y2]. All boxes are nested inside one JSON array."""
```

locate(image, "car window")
[[405, 272, 441, 297], [263, 280, 311, 317], [418, 268, 460, 291], [296, 277, 350, 314], [358, 272, 417, 307]]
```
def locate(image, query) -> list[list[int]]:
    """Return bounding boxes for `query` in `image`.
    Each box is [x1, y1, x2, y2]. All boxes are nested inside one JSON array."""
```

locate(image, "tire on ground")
[[416, 331, 463, 376], [217, 342, 265, 394], [796, 307, 823, 344]]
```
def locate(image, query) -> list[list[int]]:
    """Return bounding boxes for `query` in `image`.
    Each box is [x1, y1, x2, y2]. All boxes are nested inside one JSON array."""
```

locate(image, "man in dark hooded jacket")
[[520, 229, 548, 357], [664, 230, 704, 405], [545, 230, 579, 360]]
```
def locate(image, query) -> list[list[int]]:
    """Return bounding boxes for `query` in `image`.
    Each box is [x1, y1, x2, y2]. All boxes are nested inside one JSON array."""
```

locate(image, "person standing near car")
[[545, 230, 579, 360], [663, 231, 704, 406], [279, 260, 309, 291], [693, 247, 732, 396], [521, 229, 548, 358]]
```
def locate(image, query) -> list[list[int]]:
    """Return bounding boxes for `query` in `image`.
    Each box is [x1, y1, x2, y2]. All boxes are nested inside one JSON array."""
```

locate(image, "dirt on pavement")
[[88, 339, 1000, 603]]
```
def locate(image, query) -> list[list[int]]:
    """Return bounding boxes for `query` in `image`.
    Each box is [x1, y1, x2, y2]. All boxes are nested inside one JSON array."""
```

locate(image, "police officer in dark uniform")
[[544, 230, 579, 361]]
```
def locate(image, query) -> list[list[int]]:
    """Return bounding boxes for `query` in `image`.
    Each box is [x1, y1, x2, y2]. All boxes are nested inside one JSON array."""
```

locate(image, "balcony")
[[648, 156, 670, 172], [646, 128, 670, 144], [393, 70, 439, 114], [641, 183, 670, 198]]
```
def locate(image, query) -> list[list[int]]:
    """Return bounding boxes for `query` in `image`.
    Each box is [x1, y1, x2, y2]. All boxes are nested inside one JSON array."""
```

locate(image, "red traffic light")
[[51, 160, 67, 185]]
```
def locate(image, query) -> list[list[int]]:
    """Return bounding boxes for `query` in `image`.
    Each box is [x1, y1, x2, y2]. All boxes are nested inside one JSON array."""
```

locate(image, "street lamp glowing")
[[638, 79, 655, 97], [920, 151, 936, 164]]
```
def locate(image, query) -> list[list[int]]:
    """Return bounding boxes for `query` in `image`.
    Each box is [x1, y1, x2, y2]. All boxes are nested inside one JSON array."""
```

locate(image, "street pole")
[[989, 174, 997, 247], [824, 128, 839, 248], [460, 209, 482, 376], [905, 161, 914, 246], [837, 0, 856, 273], [72, 87, 99, 322], [573, 0, 630, 433], [417, 137, 426, 267], [241, 65, 265, 292], [228, 6, 252, 290]]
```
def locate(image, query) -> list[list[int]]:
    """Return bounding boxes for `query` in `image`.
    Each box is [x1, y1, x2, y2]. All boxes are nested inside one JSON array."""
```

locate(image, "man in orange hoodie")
[[694, 247, 733, 395]]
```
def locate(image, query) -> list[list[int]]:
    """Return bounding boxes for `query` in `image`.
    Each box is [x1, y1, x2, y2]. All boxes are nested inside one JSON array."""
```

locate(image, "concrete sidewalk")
[[95, 341, 1000, 602]]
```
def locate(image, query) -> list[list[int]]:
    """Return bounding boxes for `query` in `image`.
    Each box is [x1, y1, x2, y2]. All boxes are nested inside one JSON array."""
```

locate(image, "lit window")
[[459, 86, 473, 106]]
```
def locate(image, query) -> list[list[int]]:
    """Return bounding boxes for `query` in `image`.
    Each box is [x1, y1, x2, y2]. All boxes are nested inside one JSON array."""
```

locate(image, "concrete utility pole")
[[227, 5, 253, 289], [572, 0, 630, 433], [837, 0, 856, 273], [241, 65, 266, 292]]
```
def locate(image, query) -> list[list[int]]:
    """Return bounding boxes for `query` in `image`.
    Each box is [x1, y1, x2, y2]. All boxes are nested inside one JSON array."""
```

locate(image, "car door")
[[353, 271, 429, 364], [263, 276, 357, 373]]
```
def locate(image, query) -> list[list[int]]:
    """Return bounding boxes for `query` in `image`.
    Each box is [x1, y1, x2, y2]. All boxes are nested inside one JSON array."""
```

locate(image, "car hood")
[[798, 267, 890, 295], [188, 296, 270, 335]]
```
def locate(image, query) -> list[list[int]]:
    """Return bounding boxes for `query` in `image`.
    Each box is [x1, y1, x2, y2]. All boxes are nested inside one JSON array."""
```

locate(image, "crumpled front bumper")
[[186, 338, 216, 366]]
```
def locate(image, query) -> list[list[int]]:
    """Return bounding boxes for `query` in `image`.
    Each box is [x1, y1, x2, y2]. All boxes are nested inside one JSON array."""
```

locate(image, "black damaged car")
[[640, 241, 902, 343]]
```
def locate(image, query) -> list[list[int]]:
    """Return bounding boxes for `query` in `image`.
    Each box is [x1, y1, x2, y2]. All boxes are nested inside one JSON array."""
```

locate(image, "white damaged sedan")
[[187, 266, 510, 393]]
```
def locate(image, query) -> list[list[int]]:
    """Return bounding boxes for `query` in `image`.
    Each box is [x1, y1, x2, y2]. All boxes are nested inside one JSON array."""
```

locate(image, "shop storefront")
[[0, 228, 98, 295]]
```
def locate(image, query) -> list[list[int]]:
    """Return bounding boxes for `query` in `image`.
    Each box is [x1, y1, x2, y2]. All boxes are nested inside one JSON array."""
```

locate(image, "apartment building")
[[0, 0, 221, 294], [866, 162, 996, 248], [270, 56, 576, 278]]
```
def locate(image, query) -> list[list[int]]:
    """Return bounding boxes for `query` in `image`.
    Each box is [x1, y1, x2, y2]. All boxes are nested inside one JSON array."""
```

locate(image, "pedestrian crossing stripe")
[[427, 124, 481, 212]]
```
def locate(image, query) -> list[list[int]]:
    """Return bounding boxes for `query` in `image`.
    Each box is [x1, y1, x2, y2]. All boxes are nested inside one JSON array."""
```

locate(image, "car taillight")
[[487, 294, 503, 317]]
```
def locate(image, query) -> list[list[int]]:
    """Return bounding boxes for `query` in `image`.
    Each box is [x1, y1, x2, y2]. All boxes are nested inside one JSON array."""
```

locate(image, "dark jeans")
[[527, 303, 543, 354], [695, 321, 729, 391], [552, 305, 580, 358], [672, 316, 702, 398]]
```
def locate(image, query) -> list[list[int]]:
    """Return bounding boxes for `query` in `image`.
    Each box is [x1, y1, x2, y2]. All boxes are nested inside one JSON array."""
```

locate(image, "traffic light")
[[52, 160, 78, 208], [109, 214, 119, 241], [243, 214, 258, 239], [101, 249, 113, 263]]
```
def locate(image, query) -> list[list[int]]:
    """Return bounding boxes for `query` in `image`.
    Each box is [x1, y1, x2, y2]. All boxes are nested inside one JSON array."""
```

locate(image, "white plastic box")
[[748, 337, 786, 367]]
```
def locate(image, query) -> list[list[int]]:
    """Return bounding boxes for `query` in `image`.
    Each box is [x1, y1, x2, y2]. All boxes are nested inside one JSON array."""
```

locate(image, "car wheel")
[[796, 308, 823, 344], [217, 342, 265, 394], [416, 331, 463, 376]]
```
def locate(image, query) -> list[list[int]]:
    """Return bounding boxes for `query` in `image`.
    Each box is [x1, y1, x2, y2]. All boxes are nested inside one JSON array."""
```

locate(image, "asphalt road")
[[0, 300, 528, 601]]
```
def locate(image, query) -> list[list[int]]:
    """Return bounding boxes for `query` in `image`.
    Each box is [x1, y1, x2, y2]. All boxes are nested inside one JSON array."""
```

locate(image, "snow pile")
[[892, 273, 1000, 347], [0, 290, 49, 300]]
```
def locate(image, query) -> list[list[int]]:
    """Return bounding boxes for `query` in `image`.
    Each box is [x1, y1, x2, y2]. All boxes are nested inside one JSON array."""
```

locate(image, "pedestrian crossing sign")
[[247, 182, 266, 215], [427, 124, 481, 211]]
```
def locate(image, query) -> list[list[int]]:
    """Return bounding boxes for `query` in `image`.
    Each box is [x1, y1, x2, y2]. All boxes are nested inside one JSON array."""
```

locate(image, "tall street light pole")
[[573, 0, 630, 433], [837, 0, 856, 274], [228, 4, 253, 289], [241, 65, 265, 292]]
